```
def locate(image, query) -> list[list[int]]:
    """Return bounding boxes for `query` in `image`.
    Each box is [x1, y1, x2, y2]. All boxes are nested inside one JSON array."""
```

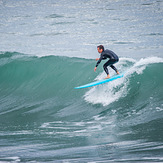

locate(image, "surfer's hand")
[[94, 67, 97, 72], [96, 58, 99, 61]]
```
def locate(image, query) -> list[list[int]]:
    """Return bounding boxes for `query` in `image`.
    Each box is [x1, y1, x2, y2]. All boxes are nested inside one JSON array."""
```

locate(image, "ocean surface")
[[0, 0, 163, 162]]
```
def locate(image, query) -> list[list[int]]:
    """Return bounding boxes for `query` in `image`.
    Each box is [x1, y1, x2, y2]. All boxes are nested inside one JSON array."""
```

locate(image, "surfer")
[[94, 45, 120, 79]]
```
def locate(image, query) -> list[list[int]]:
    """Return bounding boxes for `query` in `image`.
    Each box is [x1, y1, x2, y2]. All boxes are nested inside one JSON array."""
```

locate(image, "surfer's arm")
[[94, 67, 97, 72], [95, 55, 102, 67]]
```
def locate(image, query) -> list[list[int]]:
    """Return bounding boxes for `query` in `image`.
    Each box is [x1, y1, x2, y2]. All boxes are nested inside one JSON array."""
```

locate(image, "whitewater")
[[0, 0, 163, 162]]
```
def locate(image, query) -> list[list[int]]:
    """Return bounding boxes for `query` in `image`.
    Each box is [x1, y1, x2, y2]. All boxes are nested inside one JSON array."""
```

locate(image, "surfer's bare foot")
[[105, 75, 110, 79], [117, 71, 120, 75]]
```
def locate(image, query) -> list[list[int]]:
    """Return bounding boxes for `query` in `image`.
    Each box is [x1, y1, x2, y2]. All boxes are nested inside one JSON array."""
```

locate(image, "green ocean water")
[[0, 0, 163, 162], [0, 52, 163, 162]]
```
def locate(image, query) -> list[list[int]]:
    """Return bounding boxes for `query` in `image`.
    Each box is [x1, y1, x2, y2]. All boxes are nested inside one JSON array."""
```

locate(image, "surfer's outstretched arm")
[[94, 67, 97, 72]]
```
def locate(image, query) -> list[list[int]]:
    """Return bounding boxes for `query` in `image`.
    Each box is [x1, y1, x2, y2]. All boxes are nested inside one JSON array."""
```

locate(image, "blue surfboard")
[[75, 73, 124, 89]]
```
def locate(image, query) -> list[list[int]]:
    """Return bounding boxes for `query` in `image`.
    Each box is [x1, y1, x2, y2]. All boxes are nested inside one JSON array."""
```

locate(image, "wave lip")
[[84, 56, 163, 106], [0, 52, 163, 162]]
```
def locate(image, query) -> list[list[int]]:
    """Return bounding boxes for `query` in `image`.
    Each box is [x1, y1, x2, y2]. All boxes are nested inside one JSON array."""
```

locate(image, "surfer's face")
[[97, 47, 103, 53]]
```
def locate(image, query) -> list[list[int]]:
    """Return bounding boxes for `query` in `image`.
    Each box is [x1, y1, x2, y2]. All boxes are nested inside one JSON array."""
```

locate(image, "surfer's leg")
[[110, 59, 119, 74], [103, 60, 116, 74], [103, 61, 111, 78], [103, 63, 109, 75], [103, 59, 119, 78], [110, 65, 119, 74]]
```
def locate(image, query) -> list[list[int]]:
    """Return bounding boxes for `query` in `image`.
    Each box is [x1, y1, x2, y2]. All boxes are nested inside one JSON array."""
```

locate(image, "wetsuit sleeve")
[[96, 54, 103, 67]]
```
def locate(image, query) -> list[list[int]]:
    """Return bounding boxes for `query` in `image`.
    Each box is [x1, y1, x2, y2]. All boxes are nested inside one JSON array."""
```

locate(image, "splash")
[[84, 57, 163, 106]]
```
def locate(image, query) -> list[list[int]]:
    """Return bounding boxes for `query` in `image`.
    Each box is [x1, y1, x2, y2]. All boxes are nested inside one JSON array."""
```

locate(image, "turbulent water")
[[0, 0, 163, 162], [0, 52, 163, 162]]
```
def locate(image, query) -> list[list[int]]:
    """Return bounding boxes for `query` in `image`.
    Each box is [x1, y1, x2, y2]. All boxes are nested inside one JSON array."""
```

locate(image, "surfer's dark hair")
[[97, 45, 104, 51]]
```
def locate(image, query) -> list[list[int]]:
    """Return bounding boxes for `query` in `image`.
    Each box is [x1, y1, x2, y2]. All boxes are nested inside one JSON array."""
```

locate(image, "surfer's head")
[[97, 45, 104, 53]]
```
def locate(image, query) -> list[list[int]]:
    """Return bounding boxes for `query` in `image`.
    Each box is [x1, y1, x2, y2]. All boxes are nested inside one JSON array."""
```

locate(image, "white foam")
[[84, 73, 128, 106], [84, 57, 163, 106], [134, 57, 163, 66], [126, 56, 163, 76], [0, 156, 21, 162]]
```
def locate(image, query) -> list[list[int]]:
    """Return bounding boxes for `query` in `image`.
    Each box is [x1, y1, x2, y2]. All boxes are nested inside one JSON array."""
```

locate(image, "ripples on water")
[[0, 0, 162, 58], [0, 0, 163, 162]]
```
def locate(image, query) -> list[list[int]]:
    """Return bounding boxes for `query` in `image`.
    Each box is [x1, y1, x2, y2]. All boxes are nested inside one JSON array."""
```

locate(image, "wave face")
[[0, 52, 163, 162]]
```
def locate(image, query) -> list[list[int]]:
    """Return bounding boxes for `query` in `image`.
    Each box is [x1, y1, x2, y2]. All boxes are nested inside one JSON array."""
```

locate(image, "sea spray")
[[84, 57, 163, 106], [0, 52, 163, 162]]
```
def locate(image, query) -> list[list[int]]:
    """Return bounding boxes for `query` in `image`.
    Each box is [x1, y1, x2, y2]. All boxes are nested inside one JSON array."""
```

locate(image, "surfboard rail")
[[74, 73, 124, 89]]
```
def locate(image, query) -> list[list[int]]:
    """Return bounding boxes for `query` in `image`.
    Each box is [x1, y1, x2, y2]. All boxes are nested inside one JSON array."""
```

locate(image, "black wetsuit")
[[96, 49, 119, 75]]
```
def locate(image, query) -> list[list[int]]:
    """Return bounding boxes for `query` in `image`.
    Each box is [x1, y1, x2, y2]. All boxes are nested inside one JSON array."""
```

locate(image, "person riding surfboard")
[[94, 45, 120, 79]]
